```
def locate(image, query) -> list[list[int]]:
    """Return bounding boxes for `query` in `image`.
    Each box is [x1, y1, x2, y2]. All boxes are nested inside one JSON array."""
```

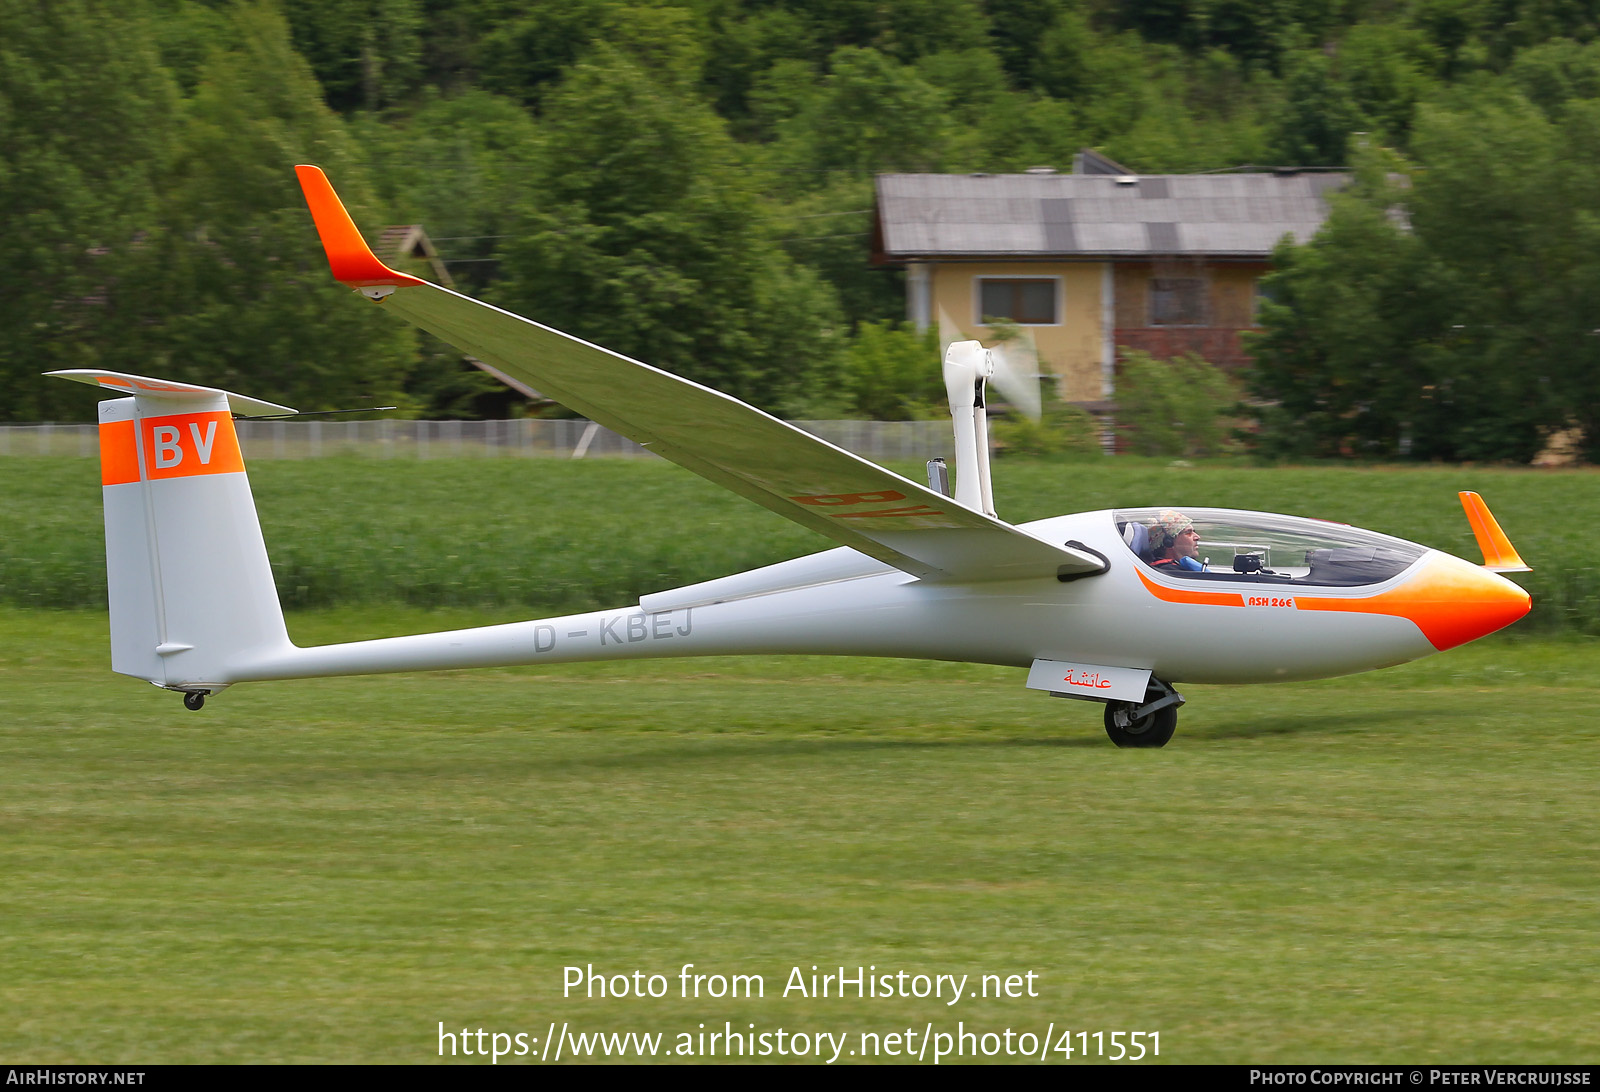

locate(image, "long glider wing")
[[295, 165, 1105, 583]]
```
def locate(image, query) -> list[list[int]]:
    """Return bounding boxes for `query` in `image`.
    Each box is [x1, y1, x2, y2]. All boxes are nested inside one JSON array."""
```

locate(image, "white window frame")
[[973, 274, 1063, 327]]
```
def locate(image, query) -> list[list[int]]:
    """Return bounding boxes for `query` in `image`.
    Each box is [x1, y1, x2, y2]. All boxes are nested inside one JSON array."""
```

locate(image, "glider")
[[45, 166, 1532, 747]]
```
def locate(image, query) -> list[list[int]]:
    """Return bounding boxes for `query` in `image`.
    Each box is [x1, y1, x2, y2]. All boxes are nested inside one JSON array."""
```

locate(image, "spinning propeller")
[[935, 305, 1042, 419]]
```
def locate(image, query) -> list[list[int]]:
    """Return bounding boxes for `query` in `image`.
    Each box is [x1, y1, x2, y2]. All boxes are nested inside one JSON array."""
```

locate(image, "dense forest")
[[3, 0, 1599, 460]]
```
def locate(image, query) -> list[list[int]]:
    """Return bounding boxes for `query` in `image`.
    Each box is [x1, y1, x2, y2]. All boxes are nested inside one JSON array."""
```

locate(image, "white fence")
[[0, 418, 957, 462]]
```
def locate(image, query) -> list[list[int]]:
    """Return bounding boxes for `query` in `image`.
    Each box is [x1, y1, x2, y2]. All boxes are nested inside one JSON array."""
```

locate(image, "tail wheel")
[[183, 691, 207, 711], [1104, 683, 1179, 748]]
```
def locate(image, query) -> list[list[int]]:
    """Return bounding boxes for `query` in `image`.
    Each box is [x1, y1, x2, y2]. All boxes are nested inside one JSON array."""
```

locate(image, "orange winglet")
[[1459, 491, 1530, 573], [294, 165, 425, 292]]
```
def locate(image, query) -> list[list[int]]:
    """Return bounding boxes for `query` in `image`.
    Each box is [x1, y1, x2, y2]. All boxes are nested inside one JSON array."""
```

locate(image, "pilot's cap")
[[1150, 509, 1195, 548]]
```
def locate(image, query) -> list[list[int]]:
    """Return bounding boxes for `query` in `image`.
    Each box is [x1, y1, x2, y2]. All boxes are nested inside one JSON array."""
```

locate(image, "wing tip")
[[294, 164, 425, 292]]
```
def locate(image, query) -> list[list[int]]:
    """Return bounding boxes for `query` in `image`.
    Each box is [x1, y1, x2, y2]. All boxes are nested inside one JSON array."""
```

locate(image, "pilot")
[[1148, 510, 1204, 572]]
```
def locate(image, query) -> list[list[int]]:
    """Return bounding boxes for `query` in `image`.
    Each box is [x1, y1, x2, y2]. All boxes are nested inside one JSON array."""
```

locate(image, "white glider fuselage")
[[217, 510, 1502, 690]]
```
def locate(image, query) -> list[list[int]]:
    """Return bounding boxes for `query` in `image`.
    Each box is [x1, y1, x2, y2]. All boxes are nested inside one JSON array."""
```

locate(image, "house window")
[[977, 277, 1059, 325], [1149, 278, 1206, 326], [1252, 276, 1278, 323]]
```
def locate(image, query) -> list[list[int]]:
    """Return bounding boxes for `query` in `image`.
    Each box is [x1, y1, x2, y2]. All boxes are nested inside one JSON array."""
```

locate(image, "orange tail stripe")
[[294, 165, 425, 290], [98, 419, 139, 486], [138, 410, 244, 481]]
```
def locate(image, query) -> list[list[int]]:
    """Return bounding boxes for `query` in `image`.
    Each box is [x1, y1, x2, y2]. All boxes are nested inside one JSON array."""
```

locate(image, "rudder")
[[56, 372, 294, 693]]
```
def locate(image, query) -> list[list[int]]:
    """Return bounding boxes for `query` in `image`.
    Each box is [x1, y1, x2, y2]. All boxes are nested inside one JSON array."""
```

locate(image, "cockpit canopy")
[[1115, 507, 1428, 587]]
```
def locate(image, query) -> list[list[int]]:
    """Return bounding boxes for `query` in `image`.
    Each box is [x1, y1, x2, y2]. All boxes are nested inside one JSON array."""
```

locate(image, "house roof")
[[874, 170, 1347, 261]]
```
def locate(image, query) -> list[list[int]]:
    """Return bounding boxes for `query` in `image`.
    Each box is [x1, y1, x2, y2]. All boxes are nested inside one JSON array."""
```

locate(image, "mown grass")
[[2, 454, 1596, 632], [0, 607, 1596, 1063]]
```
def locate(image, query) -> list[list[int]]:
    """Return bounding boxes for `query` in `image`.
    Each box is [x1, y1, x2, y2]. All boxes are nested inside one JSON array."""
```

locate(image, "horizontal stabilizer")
[[46, 371, 295, 418]]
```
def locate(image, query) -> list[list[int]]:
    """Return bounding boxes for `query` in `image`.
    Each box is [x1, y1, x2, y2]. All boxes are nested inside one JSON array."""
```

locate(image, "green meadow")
[[4, 455, 1597, 631], [1, 455, 1597, 1063]]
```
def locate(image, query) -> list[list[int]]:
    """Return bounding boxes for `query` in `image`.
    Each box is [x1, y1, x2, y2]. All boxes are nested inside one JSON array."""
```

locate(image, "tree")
[[0, 0, 177, 421], [471, 1, 708, 107], [837, 321, 942, 419], [1409, 0, 1489, 78], [781, 0, 990, 67], [1507, 37, 1600, 120], [1406, 92, 1600, 460], [1117, 350, 1240, 457], [773, 46, 952, 178], [141, 3, 416, 412], [986, 0, 1075, 88], [353, 89, 541, 295], [1244, 184, 1437, 459], [494, 50, 842, 413], [1104, 0, 1345, 72], [1339, 21, 1441, 145], [279, 0, 423, 110], [1266, 49, 1360, 165], [1248, 104, 1600, 464], [702, 2, 818, 127]]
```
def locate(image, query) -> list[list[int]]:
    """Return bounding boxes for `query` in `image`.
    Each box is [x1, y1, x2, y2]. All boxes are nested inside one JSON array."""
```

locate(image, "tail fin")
[[48, 371, 294, 693], [1459, 491, 1531, 573]]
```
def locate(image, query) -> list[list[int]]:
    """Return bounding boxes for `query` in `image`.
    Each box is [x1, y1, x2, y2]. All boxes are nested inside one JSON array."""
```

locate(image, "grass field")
[[2, 454, 1597, 1063], [2, 607, 1597, 1064], [4, 454, 1598, 631]]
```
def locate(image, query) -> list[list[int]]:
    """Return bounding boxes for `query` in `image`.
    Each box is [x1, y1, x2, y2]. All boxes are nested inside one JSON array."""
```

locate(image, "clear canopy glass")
[[1114, 507, 1428, 587]]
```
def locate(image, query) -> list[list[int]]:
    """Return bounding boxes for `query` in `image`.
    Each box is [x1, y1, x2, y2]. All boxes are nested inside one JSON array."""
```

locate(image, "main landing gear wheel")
[[1104, 682, 1182, 748], [182, 691, 207, 711]]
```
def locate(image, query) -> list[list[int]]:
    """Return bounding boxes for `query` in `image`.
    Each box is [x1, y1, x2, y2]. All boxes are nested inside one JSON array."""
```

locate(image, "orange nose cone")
[[1401, 555, 1532, 652], [1449, 566, 1531, 648], [1295, 553, 1532, 652]]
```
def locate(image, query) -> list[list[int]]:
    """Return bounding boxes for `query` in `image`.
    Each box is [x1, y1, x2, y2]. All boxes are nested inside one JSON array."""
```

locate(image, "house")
[[871, 151, 1345, 405]]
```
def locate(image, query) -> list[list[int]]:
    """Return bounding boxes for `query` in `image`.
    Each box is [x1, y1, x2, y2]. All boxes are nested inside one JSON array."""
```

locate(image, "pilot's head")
[[1149, 510, 1199, 558]]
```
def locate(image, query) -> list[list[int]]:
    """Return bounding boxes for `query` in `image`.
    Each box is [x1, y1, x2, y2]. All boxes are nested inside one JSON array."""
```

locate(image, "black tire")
[[1103, 692, 1177, 748], [183, 691, 206, 711]]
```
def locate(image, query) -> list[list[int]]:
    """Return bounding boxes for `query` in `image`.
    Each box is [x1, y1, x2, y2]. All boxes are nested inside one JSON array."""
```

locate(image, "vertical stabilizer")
[[56, 372, 293, 692]]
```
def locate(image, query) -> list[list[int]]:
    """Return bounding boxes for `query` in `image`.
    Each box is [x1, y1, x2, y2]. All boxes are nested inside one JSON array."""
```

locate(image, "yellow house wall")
[[1211, 263, 1269, 326], [1112, 265, 1147, 328], [928, 261, 1108, 401]]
